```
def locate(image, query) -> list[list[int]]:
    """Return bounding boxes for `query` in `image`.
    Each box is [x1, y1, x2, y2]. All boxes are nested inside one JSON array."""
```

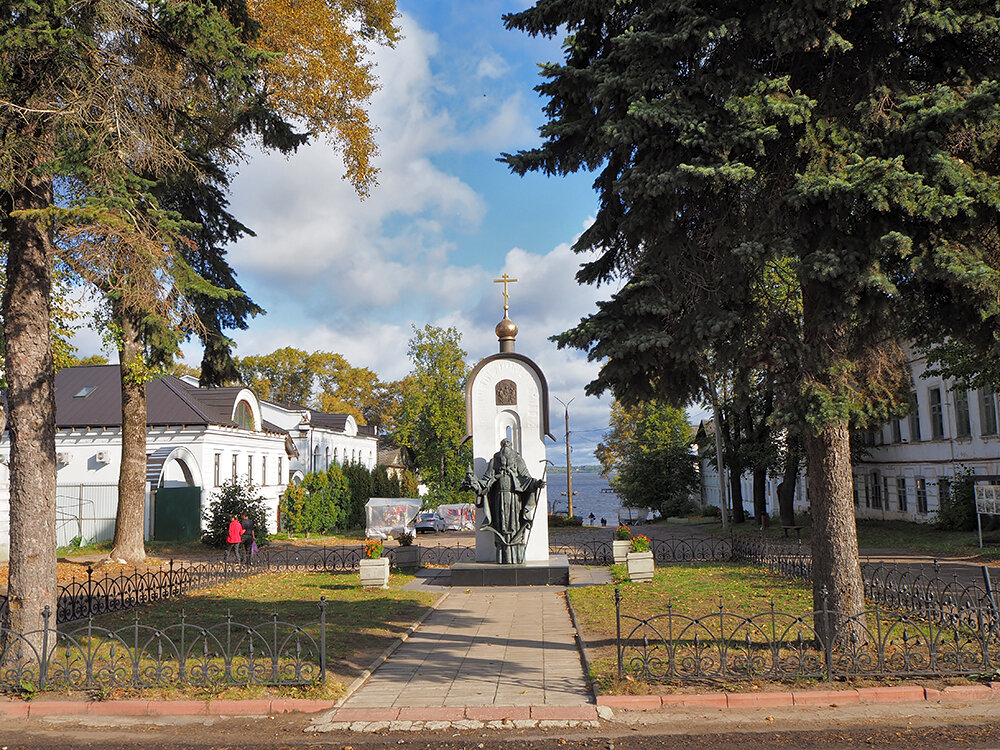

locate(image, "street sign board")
[[975, 484, 1000, 515]]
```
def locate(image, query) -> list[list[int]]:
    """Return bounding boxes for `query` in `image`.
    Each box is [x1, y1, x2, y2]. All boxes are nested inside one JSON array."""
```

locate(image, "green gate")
[[153, 486, 202, 542]]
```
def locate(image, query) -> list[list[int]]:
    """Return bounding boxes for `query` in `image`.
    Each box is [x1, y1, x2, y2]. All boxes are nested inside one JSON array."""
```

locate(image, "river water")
[[546, 472, 641, 526]]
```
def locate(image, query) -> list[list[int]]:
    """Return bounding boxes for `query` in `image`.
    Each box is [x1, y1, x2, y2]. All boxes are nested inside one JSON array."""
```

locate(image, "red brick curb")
[[596, 684, 1000, 711], [0, 697, 333, 719]]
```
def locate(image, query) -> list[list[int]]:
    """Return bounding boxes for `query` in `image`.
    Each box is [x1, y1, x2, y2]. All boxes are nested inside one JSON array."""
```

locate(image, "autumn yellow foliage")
[[249, 0, 400, 196]]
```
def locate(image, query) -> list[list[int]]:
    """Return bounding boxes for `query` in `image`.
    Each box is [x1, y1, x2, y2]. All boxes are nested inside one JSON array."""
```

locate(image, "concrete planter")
[[359, 557, 390, 589], [626, 550, 654, 582], [393, 545, 421, 569], [613, 539, 631, 565]]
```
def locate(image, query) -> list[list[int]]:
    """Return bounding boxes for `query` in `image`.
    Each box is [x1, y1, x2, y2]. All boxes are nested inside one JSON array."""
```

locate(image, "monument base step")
[[449, 554, 570, 586]]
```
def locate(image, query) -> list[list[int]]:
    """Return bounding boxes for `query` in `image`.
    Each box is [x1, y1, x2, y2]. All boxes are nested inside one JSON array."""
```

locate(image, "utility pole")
[[555, 396, 575, 518]]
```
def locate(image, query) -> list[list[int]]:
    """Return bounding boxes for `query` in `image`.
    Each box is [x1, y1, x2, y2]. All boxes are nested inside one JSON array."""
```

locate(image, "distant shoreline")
[[547, 465, 604, 475]]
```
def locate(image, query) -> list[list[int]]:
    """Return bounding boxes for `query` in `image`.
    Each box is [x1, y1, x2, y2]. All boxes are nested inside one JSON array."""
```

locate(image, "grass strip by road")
[[49, 570, 437, 702]]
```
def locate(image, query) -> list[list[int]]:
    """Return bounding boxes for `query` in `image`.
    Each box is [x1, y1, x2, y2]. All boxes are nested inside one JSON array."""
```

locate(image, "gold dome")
[[495, 315, 518, 342]]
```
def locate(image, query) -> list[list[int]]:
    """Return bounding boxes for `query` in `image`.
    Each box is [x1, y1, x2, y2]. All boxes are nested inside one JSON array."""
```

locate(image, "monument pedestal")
[[450, 554, 569, 587]]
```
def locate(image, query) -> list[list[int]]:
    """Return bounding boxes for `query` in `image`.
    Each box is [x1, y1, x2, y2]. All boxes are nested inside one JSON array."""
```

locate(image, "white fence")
[[55, 484, 119, 548]]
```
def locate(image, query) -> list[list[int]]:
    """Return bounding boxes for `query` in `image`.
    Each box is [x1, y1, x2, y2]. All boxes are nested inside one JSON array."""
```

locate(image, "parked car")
[[414, 511, 439, 534]]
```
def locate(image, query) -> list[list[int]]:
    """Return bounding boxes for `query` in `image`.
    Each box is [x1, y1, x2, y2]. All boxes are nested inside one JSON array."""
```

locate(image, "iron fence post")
[[615, 587, 623, 680], [319, 596, 327, 683], [821, 586, 833, 681], [40, 606, 51, 688], [982, 565, 998, 631]]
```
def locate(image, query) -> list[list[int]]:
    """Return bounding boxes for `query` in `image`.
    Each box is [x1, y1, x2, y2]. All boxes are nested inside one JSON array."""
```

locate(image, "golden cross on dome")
[[493, 273, 518, 315]]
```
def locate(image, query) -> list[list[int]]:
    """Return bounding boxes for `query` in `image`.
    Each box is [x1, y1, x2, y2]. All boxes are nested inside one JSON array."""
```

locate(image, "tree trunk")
[[806, 421, 866, 644], [108, 311, 148, 563], [801, 279, 866, 644], [2, 170, 58, 647], [752, 466, 767, 520], [777, 447, 800, 527], [729, 468, 746, 524]]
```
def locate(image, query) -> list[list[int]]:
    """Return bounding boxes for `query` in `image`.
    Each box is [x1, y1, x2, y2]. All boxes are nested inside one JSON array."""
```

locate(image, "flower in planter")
[[629, 534, 651, 553], [614, 525, 632, 541], [364, 539, 384, 559], [397, 532, 414, 547]]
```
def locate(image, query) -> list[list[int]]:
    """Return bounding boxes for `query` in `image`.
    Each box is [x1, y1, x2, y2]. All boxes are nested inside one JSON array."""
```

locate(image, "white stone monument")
[[454, 275, 567, 585]]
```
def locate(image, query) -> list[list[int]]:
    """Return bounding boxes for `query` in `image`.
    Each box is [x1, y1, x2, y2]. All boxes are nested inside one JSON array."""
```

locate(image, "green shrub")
[[702, 504, 722, 518], [936, 471, 976, 531], [548, 514, 583, 527], [202, 478, 270, 549], [279, 463, 413, 534]]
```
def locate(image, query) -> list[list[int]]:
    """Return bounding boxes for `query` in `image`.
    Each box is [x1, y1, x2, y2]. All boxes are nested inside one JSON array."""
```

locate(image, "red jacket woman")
[[225, 516, 244, 563], [227, 516, 244, 543]]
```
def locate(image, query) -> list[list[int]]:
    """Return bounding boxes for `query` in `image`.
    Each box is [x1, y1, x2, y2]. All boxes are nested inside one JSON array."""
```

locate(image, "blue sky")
[[75, 1, 626, 465]]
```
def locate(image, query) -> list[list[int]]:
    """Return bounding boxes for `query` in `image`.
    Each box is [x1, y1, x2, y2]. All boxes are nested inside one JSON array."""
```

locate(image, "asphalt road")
[[7, 709, 1000, 750]]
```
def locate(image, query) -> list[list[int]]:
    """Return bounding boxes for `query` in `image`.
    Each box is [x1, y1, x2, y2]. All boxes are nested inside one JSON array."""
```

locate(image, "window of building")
[[248, 455, 254, 483], [262, 455, 268, 486], [234, 400, 255, 431], [334, 447, 339, 464], [981, 387, 998, 436], [916, 477, 928, 514], [871, 473, 882, 509], [313, 446, 320, 474], [232, 454, 238, 480], [897, 476, 907, 512], [955, 388, 972, 438], [891, 418, 902, 444], [930, 388, 944, 439], [325, 446, 330, 469], [938, 477, 951, 516], [908, 392, 922, 441], [214, 454, 221, 487], [278, 457, 283, 484]]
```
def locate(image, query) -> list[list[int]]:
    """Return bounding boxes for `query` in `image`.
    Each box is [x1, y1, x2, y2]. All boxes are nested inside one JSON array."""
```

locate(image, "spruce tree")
[[504, 0, 1000, 634]]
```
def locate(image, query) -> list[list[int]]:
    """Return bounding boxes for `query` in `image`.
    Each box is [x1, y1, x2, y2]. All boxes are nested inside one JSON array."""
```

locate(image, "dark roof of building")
[[264, 396, 376, 436], [51, 365, 273, 432]]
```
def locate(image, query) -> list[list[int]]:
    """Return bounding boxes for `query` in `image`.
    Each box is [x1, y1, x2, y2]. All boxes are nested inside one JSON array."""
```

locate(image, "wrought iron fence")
[[55, 560, 250, 623], [731, 536, 1000, 633], [551, 537, 732, 565], [614, 586, 1000, 682], [0, 600, 327, 692]]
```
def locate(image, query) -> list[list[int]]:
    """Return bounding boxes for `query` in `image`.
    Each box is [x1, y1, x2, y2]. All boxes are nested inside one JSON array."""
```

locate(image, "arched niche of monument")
[[496, 409, 522, 455]]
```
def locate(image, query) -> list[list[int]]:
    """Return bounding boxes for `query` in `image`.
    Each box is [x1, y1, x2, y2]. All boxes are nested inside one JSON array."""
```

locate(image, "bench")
[[781, 525, 802, 542]]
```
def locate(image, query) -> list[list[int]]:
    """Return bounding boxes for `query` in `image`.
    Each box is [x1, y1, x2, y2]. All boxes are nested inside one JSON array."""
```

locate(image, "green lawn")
[[56, 570, 437, 701], [569, 563, 815, 694]]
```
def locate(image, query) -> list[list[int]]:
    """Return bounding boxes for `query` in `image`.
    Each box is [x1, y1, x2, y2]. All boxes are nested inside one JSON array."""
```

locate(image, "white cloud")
[[476, 52, 510, 80]]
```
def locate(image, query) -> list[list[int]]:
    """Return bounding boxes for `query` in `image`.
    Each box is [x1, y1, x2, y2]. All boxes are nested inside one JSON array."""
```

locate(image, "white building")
[[0, 366, 379, 560], [852, 351, 1000, 521], [695, 350, 1000, 523], [256, 396, 378, 482]]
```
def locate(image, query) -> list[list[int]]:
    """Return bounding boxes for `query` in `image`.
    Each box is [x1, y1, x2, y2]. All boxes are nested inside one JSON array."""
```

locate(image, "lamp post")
[[555, 397, 575, 518]]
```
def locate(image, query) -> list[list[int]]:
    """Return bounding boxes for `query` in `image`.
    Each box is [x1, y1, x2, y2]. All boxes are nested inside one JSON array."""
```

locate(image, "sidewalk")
[[338, 587, 591, 709]]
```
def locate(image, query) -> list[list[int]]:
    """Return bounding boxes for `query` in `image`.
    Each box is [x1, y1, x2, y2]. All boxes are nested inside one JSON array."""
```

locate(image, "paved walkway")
[[340, 586, 592, 709]]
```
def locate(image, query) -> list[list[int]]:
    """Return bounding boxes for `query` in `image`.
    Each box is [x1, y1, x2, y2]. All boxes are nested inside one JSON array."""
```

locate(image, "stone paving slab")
[[338, 587, 590, 710]]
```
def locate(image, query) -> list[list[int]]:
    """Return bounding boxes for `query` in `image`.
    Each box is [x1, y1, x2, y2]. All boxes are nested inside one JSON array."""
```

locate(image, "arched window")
[[234, 400, 255, 431], [325, 446, 330, 469]]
